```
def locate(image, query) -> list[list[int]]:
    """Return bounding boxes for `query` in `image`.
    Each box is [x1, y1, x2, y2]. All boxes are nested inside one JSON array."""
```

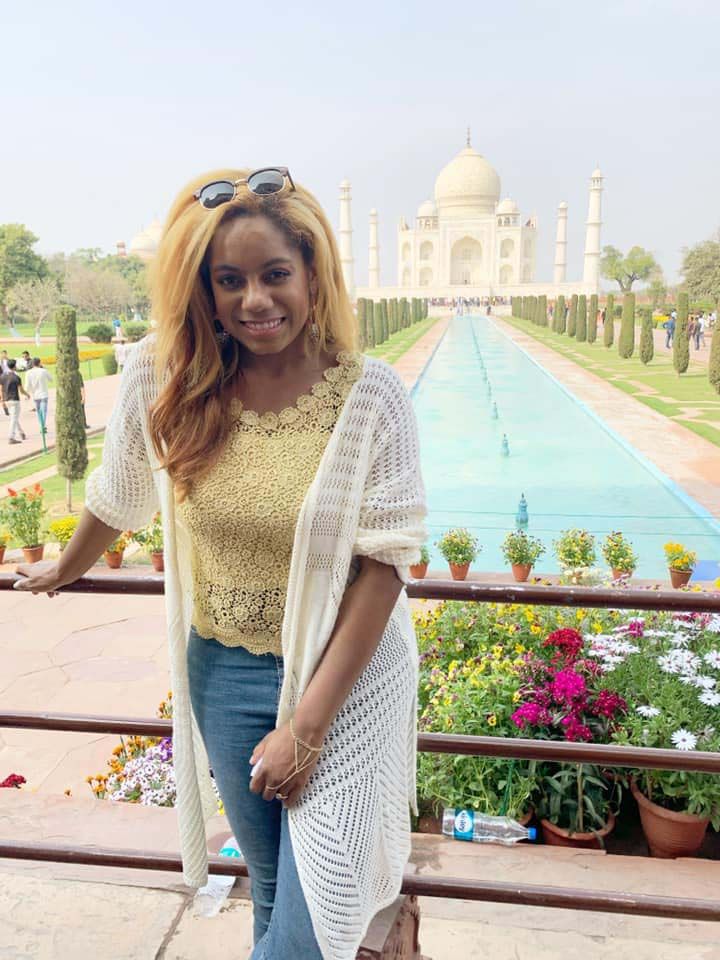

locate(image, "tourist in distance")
[[13, 166, 427, 960], [25, 357, 52, 428], [663, 310, 676, 348], [0, 358, 29, 443], [113, 338, 129, 371]]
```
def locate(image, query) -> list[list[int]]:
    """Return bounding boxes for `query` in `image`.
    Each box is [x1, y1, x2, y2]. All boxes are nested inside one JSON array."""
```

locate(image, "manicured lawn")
[[504, 316, 720, 448], [366, 316, 437, 364], [0, 340, 114, 382]]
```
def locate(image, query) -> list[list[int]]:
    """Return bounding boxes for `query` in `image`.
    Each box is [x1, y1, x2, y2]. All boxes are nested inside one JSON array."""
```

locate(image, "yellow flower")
[[514, 643, 526, 654], [512, 691, 521, 703], [488, 714, 497, 727], [530, 624, 542, 635]]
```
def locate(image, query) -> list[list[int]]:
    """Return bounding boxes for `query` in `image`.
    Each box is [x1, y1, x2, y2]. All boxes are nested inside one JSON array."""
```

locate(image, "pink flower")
[[0, 773, 26, 788], [561, 715, 593, 742], [551, 668, 586, 703], [511, 702, 551, 728]]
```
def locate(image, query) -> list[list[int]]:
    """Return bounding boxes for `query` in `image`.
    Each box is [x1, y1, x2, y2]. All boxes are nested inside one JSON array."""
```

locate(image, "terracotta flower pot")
[[631, 779, 708, 858], [669, 568, 692, 589], [0, 545, 6, 564], [511, 562, 532, 582], [612, 568, 633, 581], [416, 814, 442, 834], [104, 549, 124, 569], [409, 561, 428, 579], [448, 562, 470, 581], [150, 552, 165, 573], [541, 812, 616, 850], [21, 545, 44, 564]]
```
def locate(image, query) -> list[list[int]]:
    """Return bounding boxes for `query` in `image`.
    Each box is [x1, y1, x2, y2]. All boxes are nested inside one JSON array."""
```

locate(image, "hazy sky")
[[2, 0, 718, 286]]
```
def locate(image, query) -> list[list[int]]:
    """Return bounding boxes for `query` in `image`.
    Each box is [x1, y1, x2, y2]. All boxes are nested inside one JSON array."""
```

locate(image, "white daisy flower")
[[706, 616, 720, 634], [692, 675, 717, 690], [636, 705, 661, 718], [699, 691, 720, 707], [671, 729, 698, 751], [703, 650, 720, 669]]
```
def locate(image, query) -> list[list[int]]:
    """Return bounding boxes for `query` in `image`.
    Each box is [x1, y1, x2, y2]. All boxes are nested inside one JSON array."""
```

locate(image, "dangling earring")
[[309, 302, 320, 344], [215, 320, 230, 344]]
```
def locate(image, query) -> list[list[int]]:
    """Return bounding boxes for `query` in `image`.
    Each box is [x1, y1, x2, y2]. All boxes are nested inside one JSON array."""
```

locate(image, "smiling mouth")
[[242, 317, 285, 332]]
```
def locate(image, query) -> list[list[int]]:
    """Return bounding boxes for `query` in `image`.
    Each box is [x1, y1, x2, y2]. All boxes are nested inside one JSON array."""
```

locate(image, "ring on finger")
[[275, 792, 288, 800]]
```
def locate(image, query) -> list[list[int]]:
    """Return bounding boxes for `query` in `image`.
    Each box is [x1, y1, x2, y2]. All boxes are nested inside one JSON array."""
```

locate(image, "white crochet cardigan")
[[85, 338, 427, 960]]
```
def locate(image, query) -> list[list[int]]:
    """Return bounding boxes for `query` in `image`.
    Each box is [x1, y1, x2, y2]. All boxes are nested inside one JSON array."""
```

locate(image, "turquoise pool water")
[[412, 316, 720, 579]]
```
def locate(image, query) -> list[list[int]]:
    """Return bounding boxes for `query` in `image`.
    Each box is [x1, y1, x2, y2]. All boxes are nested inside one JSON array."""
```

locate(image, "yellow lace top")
[[177, 351, 364, 654]]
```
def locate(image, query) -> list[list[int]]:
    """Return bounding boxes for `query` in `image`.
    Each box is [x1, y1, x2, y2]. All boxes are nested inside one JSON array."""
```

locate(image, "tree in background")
[[0, 223, 48, 323], [55, 305, 88, 512], [709, 304, 720, 394], [673, 292, 690, 375], [7, 276, 62, 339], [64, 260, 133, 321], [576, 295, 587, 342], [365, 300, 375, 348], [601, 245, 660, 292], [646, 270, 667, 313], [618, 293, 635, 358], [587, 293, 598, 343], [639, 306, 654, 365], [555, 295, 566, 334], [681, 232, 720, 302], [356, 298, 366, 349], [603, 293, 615, 347], [538, 294, 547, 327], [567, 294, 578, 337]]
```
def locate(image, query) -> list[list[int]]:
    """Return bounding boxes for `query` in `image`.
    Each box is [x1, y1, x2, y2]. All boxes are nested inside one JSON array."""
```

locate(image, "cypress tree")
[[709, 303, 720, 394], [588, 293, 598, 343], [380, 299, 388, 341], [538, 294, 547, 327], [55, 305, 88, 512], [603, 293, 614, 347], [576, 295, 587, 342], [567, 294, 578, 337], [403, 297, 410, 328], [618, 292, 635, 358], [366, 300, 375, 347], [375, 301, 384, 343], [639, 306, 654, 365], [674, 291, 690, 374], [356, 298, 366, 349], [556, 295, 566, 334], [388, 299, 396, 335]]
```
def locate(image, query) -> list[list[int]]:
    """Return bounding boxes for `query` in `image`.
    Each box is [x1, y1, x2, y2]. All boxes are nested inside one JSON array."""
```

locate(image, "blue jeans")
[[35, 398, 48, 430], [187, 628, 323, 959]]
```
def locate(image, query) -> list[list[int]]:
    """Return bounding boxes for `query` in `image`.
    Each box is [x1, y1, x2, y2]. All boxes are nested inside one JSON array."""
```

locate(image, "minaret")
[[338, 179, 355, 298], [368, 208, 380, 289], [553, 202, 568, 284], [582, 167, 604, 290]]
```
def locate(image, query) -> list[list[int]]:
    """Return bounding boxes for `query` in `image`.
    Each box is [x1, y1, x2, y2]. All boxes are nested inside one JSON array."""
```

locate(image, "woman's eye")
[[266, 270, 290, 282], [218, 276, 242, 289]]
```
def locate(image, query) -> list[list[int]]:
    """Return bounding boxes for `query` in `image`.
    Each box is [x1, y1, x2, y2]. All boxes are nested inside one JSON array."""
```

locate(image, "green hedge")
[[618, 293, 635, 359]]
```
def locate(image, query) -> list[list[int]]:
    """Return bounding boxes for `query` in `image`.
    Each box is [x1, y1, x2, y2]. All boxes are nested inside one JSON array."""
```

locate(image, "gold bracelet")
[[290, 717, 323, 754]]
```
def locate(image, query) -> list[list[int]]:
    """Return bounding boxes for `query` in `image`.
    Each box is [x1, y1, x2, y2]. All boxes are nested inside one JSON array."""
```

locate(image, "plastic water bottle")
[[442, 808, 537, 845], [192, 835, 243, 917]]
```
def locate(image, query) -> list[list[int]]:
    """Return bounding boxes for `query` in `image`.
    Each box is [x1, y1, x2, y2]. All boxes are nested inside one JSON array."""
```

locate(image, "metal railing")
[[1, 572, 719, 923]]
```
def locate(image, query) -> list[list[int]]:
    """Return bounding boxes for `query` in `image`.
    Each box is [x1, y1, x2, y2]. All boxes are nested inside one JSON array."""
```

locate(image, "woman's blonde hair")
[[148, 168, 357, 500]]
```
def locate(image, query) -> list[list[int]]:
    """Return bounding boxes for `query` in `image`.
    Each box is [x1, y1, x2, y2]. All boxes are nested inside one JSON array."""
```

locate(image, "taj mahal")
[[345, 134, 604, 302], [119, 135, 604, 304]]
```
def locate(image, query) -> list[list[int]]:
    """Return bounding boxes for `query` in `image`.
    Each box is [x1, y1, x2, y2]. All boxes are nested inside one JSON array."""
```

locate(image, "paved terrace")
[[2, 316, 719, 958]]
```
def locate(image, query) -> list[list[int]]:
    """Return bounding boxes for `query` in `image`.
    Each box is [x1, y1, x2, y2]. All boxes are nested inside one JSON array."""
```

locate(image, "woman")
[[14, 167, 427, 960]]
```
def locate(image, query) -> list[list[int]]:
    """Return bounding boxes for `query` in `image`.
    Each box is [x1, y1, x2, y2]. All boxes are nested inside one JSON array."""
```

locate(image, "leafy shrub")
[[124, 322, 148, 342], [102, 353, 118, 375], [85, 323, 113, 343]]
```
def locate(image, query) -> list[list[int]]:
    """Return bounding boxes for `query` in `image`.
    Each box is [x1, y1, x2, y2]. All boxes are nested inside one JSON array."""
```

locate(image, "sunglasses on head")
[[194, 167, 295, 209]]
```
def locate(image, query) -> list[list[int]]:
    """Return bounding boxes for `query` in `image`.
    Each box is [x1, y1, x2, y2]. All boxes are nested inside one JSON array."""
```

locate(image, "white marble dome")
[[128, 219, 163, 261], [416, 199, 437, 218], [434, 146, 501, 218], [497, 197, 518, 215]]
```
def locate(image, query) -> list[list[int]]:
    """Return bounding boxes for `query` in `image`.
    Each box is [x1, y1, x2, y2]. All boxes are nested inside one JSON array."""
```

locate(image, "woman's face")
[[207, 214, 314, 359]]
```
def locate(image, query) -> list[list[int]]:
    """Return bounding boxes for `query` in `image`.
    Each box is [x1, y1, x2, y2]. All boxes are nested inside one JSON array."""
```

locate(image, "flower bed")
[[415, 598, 720, 848]]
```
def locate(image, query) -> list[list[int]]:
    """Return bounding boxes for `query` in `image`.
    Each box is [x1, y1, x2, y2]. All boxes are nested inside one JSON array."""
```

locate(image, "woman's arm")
[[249, 557, 403, 806], [14, 508, 121, 594]]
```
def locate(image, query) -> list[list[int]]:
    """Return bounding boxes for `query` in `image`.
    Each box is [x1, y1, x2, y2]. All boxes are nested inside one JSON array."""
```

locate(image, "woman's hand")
[[13, 561, 68, 597], [249, 722, 322, 808]]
